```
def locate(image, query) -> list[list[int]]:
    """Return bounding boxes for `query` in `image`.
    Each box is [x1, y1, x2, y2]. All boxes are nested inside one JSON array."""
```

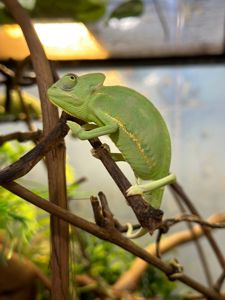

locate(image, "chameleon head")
[[47, 72, 105, 117]]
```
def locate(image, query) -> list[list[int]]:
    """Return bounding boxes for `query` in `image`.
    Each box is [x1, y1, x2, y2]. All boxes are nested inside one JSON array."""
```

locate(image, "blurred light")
[[0, 22, 108, 60]]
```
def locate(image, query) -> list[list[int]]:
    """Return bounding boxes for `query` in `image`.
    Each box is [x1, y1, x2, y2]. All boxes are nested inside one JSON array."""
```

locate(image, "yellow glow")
[[0, 23, 108, 60]]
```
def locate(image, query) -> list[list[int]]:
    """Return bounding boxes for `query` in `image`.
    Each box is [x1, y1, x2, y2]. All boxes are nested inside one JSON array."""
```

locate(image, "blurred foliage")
[[0, 0, 144, 24], [0, 90, 41, 122], [0, 140, 31, 165], [70, 232, 183, 299], [0, 187, 38, 260], [0, 140, 80, 299], [31, 0, 107, 22], [107, 0, 143, 21], [140, 265, 184, 299], [73, 233, 133, 284], [0, 141, 38, 261]]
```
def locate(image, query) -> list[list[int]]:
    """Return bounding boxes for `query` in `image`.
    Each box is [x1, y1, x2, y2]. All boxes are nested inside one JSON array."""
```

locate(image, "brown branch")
[[1, 113, 162, 235], [0, 114, 69, 184], [2, 182, 223, 300], [0, 130, 42, 146], [214, 270, 225, 292], [2, 1, 69, 299], [114, 212, 225, 293], [89, 140, 163, 234], [0, 63, 15, 78], [162, 214, 225, 229]]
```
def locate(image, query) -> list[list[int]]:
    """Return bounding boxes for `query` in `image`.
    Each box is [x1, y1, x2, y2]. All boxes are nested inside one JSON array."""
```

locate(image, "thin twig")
[[214, 270, 225, 292], [162, 214, 225, 229], [114, 212, 225, 292], [0, 130, 42, 146], [15, 85, 36, 131], [15, 58, 36, 131], [155, 224, 169, 259], [171, 187, 213, 287], [170, 182, 225, 271], [0, 114, 69, 184]]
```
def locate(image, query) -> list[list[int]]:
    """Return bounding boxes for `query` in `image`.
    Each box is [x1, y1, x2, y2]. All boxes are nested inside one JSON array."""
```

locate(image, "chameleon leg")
[[126, 173, 176, 196], [67, 116, 118, 140]]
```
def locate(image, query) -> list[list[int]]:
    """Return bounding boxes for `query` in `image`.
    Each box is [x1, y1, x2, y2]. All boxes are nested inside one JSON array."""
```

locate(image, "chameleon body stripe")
[[105, 113, 156, 171]]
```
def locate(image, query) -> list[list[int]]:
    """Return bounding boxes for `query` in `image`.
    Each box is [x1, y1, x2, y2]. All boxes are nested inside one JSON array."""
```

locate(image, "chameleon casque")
[[47, 73, 176, 237]]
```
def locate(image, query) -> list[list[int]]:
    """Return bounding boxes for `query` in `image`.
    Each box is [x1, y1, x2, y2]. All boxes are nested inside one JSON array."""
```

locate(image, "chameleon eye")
[[60, 73, 78, 91]]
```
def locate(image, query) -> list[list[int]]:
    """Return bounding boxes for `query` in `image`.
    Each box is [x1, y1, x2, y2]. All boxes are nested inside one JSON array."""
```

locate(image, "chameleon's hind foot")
[[126, 184, 143, 196], [126, 174, 176, 197]]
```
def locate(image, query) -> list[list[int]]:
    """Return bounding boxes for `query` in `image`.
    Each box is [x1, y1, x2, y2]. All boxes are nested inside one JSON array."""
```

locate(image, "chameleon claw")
[[101, 143, 111, 152], [67, 121, 82, 136]]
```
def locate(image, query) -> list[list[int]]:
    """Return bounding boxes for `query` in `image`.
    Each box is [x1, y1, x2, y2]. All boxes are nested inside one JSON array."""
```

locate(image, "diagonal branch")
[[0, 114, 69, 184], [114, 212, 225, 292], [2, 181, 223, 300], [0, 115, 163, 234], [89, 139, 163, 233]]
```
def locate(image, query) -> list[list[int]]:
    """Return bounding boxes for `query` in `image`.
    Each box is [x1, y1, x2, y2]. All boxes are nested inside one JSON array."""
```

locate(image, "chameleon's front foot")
[[67, 121, 82, 136], [91, 143, 110, 159]]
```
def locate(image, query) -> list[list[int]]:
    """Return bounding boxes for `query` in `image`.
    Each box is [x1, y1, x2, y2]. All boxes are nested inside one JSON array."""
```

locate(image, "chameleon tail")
[[126, 224, 148, 239]]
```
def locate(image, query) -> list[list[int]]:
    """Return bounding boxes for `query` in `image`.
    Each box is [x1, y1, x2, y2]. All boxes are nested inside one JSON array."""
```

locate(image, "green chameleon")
[[47, 73, 176, 238]]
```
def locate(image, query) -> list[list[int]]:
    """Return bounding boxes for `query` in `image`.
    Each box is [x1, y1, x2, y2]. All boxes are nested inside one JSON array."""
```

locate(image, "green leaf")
[[31, 0, 107, 22], [108, 0, 144, 20]]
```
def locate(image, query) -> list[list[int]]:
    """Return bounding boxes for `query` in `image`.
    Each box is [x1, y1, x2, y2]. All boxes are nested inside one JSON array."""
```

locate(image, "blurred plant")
[[69, 231, 182, 299], [0, 140, 32, 166], [107, 0, 143, 22], [0, 90, 41, 122], [0, 187, 38, 260], [0, 0, 144, 24], [140, 265, 183, 300], [75, 233, 133, 284], [0, 141, 38, 261]]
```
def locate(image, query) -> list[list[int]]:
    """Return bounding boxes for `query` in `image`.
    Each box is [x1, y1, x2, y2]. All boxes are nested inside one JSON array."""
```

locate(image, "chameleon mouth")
[[48, 87, 80, 104]]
